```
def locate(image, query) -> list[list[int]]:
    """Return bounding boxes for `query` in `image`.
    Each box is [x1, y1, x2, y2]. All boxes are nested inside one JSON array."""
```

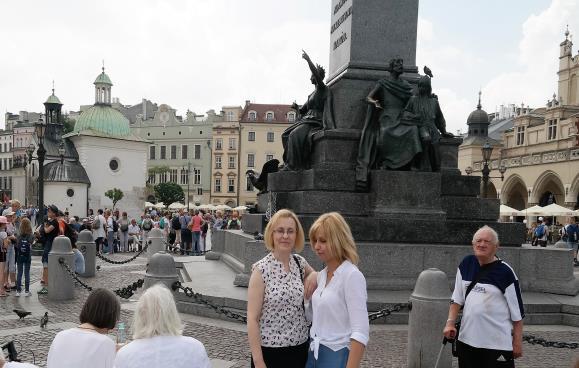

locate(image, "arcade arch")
[[532, 171, 565, 206], [501, 174, 528, 210]]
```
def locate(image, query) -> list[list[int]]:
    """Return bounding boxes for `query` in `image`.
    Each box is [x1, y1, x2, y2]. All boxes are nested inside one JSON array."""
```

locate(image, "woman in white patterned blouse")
[[247, 209, 317, 368]]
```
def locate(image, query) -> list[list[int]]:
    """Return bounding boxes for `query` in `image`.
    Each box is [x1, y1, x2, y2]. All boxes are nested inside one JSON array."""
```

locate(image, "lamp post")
[[183, 161, 191, 208], [27, 119, 47, 224], [480, 142, 507, 199]]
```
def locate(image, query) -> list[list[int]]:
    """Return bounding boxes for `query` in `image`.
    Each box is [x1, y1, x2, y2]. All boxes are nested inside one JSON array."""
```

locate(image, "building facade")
[[238, 102, 294, 205], [210, 106, 243, 207], [458, 29, 579, 212]]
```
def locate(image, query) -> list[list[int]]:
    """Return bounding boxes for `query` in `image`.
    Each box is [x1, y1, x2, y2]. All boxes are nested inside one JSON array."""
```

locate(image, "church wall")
[[70, 135, 148, 219], [44, 182, 88, 218]]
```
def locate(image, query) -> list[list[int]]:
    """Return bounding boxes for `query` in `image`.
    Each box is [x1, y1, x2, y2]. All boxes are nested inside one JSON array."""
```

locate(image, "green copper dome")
[[94, 70, 113, 86], [74, 105, 130, 137], [45, 92, 62, 105]]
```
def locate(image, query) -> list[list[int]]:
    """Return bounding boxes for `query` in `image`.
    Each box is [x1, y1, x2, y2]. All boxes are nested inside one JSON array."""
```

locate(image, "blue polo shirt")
[[451, 255, 524, 351]]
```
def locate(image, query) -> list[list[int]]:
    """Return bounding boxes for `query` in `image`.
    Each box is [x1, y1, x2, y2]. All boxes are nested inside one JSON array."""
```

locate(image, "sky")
[[0, 0, 576, 134]]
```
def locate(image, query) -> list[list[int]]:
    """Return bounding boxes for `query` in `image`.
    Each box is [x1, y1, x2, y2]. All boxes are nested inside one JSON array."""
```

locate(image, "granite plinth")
[[310, 129, 360, 169], [268, 168, 357, 192]]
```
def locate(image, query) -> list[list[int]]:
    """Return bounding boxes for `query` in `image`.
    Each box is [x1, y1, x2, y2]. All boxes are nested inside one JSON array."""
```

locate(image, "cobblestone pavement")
[[1, 254, 578, 367]]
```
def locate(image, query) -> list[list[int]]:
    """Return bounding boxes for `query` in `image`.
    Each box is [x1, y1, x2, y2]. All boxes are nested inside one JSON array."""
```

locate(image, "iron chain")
[[172, 281, 248, 323], [96, 243, 149, 264], [368, 303, 409, 321], [162, 240, 209, 256], [523, 334, 578, 349], [58, 258, 145, 299]]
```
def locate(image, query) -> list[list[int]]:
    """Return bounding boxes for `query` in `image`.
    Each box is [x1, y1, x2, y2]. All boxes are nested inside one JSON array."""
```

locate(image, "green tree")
[[154, 182, 184, 205], [63, 116, 76, 134], [104, 188, 124, 209]]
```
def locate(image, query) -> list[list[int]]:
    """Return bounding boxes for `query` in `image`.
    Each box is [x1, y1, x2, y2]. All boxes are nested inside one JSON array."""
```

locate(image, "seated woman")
[[115, 284, 211, 368], [47, 288, 120, 368], [306, 212, 369, 368]]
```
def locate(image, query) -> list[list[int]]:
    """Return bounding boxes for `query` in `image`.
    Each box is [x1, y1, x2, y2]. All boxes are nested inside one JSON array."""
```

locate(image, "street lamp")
[[480, 142, 507, 198], [182, 161, 191, 208], [27, 118, 47, 224]]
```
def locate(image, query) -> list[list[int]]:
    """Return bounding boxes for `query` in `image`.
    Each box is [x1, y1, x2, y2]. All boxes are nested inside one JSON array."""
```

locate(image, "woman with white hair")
[[114, 284, 211, 368]]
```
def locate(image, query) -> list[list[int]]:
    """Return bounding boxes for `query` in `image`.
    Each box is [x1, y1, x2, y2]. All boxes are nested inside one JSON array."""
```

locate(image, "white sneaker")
[[15, 292, 21, 297], [24, 291, 32, 297]]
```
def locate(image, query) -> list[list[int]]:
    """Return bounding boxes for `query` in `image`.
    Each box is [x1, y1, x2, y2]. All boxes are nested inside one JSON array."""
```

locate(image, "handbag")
[[451, 259, 501, 357], [292, 254, 312, 324]]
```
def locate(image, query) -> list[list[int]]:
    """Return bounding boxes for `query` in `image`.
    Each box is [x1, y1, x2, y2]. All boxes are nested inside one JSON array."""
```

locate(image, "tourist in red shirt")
[[188, 211, 204, 255]]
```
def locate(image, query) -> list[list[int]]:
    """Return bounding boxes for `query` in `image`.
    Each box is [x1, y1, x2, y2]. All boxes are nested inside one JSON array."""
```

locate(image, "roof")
[[74, 105, 131, 138], [45, 91, 62, 105], [488, 117, 514, 141], [43, 160, 90, 184], [94, 69, 113, 86], [461, 135, 501, 147], [240, 103, 295, 124], [467, 106, 489, 125]]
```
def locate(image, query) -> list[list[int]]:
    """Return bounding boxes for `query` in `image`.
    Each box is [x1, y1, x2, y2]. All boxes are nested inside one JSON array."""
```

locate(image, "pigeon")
[[40, 312, 49, 328], [13, 309, 31, 320], [96, 265, 101, 271], [423, 65, 433, 78]]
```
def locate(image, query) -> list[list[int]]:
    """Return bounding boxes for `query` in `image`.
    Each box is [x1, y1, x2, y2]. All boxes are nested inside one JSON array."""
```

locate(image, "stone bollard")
[[408, 268, 451, 368], [146, 228, 165, 259], [48, 236, 75, 301], [144, 251, 179, 290], [78, 230, 96, 277]]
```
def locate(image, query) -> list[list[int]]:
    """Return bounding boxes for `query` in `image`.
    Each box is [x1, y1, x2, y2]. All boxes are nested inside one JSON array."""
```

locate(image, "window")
[[247, 153, 255, 168], [547, 119, 557, 140], [215, 138, 223, 150], [229, 155, 236, 169], [3, 159, 6, 170], [9, 143, 12, 151], [214, 178, 222, 192], [229, 138, 236, 150], [181, 145, 188, 159], [197, 188, 203, 195], [215, 155, 222, 169], [109, 159, 119, 172], [170, 145, 177, 160], [8, 159, 11, 169], [194, 144, 201, 160], [228, 178, 235, 193], [288, 112, 296, 122], [248, 131, 256, 141], [150, 146, 156, 160], [226, 111, 235, 121], [3, 177, 6, 189], [160, 146, 166, 160], [170, 169, 178, 182], [248, 111, 257, 121], [266, 154, 274, 162], [159, 172, 167, 183], [194, 168, 201, 185], [516, 126, 525, 146], [180, 168, 189, 185], [246, 177, 254, 191], [8, 177, 11, 189], [265, 112, 274, 121], [267, 132, 274, 142]]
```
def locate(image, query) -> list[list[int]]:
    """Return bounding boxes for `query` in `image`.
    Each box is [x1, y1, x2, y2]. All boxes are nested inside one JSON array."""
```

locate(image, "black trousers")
[[457, 340, 514, 368], [251, 341, 309, 368]]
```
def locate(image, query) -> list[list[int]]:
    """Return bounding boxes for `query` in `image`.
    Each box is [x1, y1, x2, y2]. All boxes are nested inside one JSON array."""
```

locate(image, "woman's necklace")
[[78, 324, 98, 332]]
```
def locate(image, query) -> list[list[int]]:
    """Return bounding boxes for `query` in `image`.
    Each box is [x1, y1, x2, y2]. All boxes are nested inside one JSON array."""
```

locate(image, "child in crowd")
[[15, 218, 34, 296]]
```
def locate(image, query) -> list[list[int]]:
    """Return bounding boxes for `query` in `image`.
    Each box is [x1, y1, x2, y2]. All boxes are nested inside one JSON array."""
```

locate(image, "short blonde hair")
[[309, 212, 359, 265], [263, 209, 305, 252], [132, 284, 183, 339]]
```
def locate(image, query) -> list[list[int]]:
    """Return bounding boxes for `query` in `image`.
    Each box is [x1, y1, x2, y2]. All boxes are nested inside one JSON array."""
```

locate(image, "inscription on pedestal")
[[329, 0, 353, 78]]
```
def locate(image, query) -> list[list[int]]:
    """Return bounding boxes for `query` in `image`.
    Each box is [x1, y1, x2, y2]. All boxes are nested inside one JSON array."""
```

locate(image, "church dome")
[[467, 106, 489, 125], [94, 70, 113, 85], [45, 92, 62, 105], [74, 105, 131, 137]]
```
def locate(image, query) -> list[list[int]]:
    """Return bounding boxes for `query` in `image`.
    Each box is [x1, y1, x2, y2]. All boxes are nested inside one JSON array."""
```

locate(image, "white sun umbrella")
[[154, 202, 166, 209], [234, 205, 248, 212], [188, 202, 198, 210], [215, 204, 232, 211], [168, 202, 186, 210], [144, 201, 155, 208], [541, 203, 576, 216], [499, 204, 520, 216], [518, 205, 545, 217]]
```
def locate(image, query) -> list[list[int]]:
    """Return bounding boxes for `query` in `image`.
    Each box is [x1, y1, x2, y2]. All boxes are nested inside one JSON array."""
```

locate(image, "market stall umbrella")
[[518, 205, 545, 217], [154, 202, 166, 209], [540, 203, 576, 216], [215, 204, 232, 211], [234, 205, 248, 212], [168, 202, 186, 210], [188, 202, 198, 210], [144, 201, 155, 208], [197, 204, 215, 210], [499, 204, 520, 216]]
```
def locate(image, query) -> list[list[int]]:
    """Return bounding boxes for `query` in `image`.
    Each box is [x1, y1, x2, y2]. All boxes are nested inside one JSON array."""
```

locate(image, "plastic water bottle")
[[117, 322, 126, 344]]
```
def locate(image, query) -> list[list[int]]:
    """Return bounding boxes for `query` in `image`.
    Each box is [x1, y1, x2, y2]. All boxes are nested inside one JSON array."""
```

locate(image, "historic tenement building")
[[459, 29, 579, 211]]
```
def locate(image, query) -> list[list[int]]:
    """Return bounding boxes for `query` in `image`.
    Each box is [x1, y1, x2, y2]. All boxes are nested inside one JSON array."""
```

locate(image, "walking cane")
[[434, 337, 450, 368]]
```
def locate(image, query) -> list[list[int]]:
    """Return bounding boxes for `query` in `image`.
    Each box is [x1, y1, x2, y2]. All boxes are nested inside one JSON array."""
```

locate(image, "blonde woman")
[[247, 209, 317, 368], [306, 212, 369, 368], [115, 284, 210, 368]]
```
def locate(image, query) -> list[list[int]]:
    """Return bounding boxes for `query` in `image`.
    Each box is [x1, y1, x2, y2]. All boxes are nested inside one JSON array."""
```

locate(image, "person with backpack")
[[141, 214, 154, 246], [92, 209, 106, 254], [119, 212, 130, 253], [226, 210, 242, 230], [443, 225, 524, 367], [105, 209, 115, 254], [532, 217, 549, 247], [172, 212, 182, 250], [563, 217, 579, 266], [15, 217, 33, 297]]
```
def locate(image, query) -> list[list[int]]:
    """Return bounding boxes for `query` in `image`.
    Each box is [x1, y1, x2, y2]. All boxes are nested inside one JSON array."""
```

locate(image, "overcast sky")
[[0, 0, 576, 134]]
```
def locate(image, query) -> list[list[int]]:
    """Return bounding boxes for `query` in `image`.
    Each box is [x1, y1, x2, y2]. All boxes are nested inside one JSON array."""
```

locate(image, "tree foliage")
[[148, 165, 170, 175], [154, 182, 184, 205], [104, 188, 124, 209], [63, 116, 76, 134]]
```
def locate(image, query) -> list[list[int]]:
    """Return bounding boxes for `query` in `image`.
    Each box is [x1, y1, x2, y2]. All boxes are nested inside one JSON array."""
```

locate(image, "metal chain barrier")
[[96, 242, 149, 264], [172, 281, 248, 323], [162, 240, 209, 256], [368, 303, 409, 321], [58, 258, 145, 299], [523, 334, 578, 349]]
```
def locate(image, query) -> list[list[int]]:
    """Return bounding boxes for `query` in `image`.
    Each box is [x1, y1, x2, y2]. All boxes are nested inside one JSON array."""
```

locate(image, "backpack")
[[534, 224, 545, 238], [560, 226, 568, 241], [159, 218, 165, 229], [227, 219, 240, 230], [142, 219, 152, 231], [18, 237, 31, 257], [112, 219, 119, 233], [172, 216, 181, 230], [91, 217, 101, 230], [120, 220, 129, 232]]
